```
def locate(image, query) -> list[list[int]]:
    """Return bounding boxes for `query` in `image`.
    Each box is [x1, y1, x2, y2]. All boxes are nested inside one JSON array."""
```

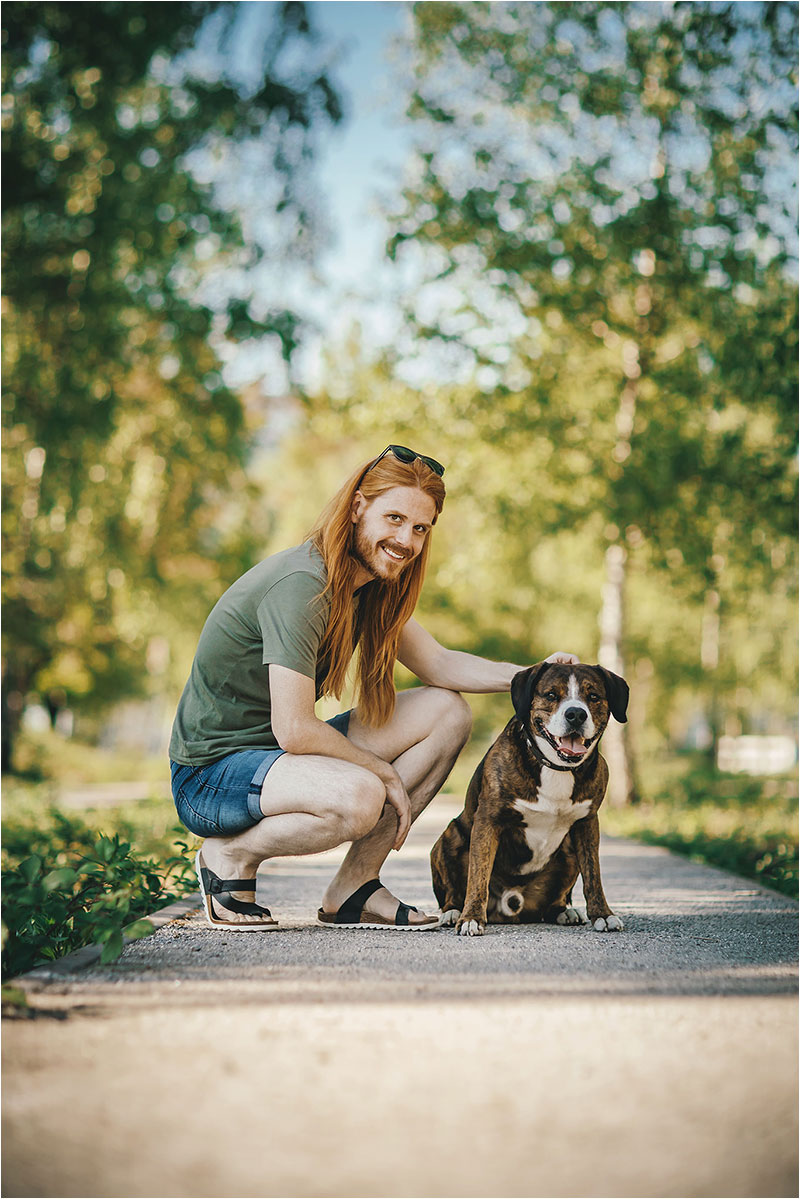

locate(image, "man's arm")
[[268, 664, 411, 848], [396, 618, 578, 693]]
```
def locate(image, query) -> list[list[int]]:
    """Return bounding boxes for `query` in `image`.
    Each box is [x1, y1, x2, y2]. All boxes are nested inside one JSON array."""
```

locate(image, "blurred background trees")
[[2, 1, 341, 768], [2, 0, 797, 803], [379, 0, 797, 797]]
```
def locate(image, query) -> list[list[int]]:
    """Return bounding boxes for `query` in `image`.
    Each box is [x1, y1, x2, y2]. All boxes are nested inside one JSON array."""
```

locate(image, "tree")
[[1, 1, 342, 768], [387, 0, 798, 798]]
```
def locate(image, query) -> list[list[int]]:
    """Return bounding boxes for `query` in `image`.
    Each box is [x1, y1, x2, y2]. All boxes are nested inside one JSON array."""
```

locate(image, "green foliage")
[[377, 0, 799, 750], [603, 756, 798, 897], [1, 806, 197, 979], [1, 2, 342, 767]]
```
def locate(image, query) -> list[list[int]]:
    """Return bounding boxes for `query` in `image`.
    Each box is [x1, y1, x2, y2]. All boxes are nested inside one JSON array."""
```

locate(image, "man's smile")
[[381, 543, 410, 562]]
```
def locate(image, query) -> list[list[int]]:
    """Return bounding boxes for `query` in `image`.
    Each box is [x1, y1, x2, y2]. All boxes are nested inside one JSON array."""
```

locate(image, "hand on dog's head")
[[511, 661, 630, 726]]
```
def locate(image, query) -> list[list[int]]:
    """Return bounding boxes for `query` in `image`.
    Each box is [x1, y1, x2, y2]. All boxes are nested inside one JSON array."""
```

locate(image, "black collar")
[[517, 720, 599, 774]]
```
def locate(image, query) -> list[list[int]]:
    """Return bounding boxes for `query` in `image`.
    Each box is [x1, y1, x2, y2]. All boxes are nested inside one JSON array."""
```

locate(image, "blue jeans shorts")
[[170, 711, 352, 837]]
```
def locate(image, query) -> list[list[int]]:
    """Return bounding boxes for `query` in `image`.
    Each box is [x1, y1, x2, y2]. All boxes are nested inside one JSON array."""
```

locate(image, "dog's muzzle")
[[536, 702, 598, 764]]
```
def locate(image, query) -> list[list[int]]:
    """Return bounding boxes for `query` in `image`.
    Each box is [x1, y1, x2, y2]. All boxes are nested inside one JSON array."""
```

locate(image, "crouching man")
[[169, 444, 577, 930]]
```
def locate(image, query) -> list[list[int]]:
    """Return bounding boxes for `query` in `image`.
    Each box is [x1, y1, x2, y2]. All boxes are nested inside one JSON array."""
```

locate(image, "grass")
[[601, 755, 798, 898]]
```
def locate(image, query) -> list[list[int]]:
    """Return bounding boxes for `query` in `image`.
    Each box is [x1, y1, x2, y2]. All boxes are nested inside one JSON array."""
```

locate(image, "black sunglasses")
[[356, 445, 445, 490]]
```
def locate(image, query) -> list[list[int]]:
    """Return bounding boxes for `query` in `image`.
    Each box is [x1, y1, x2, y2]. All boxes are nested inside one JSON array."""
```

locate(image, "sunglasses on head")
[[356, 445, 445, 490]]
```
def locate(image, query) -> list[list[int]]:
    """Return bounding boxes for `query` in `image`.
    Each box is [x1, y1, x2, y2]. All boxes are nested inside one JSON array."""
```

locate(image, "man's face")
[[351, 485, 437, 583]]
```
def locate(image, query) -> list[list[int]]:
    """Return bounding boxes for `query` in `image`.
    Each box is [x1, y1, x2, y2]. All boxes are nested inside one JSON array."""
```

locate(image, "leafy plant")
[[603, 756, 798, 898], [1, 807, 197, 979]]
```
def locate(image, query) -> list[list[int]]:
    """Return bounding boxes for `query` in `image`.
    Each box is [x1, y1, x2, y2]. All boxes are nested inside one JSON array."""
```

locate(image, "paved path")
[[3, 798, 797, 1198]]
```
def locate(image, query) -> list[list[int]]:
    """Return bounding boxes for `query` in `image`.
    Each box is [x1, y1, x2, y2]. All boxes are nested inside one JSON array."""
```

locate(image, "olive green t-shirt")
[[169, 542, 331, 765]]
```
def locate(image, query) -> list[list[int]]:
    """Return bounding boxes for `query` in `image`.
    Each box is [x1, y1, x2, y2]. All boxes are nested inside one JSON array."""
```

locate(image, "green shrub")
[[1, 808, 197, 980], [604, 755, 798, 899]]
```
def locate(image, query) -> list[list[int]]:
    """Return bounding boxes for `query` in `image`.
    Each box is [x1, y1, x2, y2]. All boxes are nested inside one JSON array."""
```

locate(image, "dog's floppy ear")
[[592, 666, 630, 724], [511, 662, 550, 725]]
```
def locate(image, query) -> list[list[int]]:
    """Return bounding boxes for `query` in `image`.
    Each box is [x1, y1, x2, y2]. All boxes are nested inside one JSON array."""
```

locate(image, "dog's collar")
[[517, 720, 598, 774]]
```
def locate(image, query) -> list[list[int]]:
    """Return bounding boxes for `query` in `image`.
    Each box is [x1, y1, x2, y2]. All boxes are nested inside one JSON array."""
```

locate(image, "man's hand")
[[375, 763, 412, 850], [545, 650, 581, 665]]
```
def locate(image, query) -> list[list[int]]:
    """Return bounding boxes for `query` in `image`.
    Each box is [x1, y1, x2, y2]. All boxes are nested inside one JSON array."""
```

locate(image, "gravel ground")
[[3, 798, 797, 1198]]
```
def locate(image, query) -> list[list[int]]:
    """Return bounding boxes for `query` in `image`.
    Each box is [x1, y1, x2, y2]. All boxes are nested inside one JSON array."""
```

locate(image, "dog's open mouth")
[[556, 734, 588, 759], [536, 722, 590, 763]]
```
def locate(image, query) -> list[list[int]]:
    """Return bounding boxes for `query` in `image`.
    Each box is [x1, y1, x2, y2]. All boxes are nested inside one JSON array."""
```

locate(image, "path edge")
[[7, 895, 201, 990]]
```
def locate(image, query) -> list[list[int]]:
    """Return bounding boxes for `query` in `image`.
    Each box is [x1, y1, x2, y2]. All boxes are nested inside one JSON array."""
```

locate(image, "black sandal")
[[195, 851, 279, 930], [316, 878, 439, 930]]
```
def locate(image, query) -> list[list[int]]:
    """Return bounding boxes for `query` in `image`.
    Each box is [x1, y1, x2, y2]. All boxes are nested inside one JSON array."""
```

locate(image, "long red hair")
[[308, 452, 446, 726]]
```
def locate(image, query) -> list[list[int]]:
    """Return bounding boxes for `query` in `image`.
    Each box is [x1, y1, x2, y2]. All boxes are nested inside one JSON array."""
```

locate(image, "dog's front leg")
[[455, 809, 500, 937], [571, 813, 623, 932]]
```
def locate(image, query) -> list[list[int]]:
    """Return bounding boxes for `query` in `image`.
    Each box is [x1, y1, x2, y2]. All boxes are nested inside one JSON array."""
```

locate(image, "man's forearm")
[[414, 649, 523, 694], [277, 713, 394, 779], [397, 621, 580, 695]]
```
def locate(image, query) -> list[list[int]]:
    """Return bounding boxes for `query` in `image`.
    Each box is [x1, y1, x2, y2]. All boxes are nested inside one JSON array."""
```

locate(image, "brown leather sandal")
[[195, 851, 279, 930], [316, 878, 439, 930]]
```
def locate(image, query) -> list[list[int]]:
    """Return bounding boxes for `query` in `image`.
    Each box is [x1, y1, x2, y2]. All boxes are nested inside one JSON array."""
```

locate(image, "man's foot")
[[196, 844, 277, 928], [319, 878, 438, 928]]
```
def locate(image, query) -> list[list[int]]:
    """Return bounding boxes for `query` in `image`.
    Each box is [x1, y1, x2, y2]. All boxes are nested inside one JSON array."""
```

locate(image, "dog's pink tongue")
[[558, 736, 585, 756]]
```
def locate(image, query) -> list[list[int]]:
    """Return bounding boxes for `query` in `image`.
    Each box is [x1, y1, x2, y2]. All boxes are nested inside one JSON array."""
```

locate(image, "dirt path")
[[3, 799, 797, 1198]]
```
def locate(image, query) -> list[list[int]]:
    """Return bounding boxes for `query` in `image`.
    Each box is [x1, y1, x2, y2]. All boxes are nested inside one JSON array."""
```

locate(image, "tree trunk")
[[701, 584, 722, 764], [1, 663, 28, 774], [597, 542, 638, 805]]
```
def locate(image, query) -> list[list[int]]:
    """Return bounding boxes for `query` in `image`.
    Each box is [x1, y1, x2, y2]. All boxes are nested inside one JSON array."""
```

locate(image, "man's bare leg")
[[199, 757, 387, 924], [320, 687, 473, 923], [199, 687, 471, 925]]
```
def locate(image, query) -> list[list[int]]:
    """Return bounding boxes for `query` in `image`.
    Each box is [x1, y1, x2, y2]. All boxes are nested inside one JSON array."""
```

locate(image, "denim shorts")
[[170, 710, 352, 837]]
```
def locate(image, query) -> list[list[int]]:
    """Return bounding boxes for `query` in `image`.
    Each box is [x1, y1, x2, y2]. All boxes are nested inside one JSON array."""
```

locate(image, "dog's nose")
[[564, 706, 587, 728]]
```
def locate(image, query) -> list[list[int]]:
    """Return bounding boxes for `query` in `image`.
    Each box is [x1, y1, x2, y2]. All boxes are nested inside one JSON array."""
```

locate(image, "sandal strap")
[[335, 878, 383, 924], [211, 892, 273, 919], [394, 901, 419, 926], [200, 865, 257, 895]]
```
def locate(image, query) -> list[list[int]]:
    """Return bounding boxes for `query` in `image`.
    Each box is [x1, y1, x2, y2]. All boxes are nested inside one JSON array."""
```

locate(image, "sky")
[[215, 1, 416, 395], [299, 1, 420, 382], [311, 1, 414, 285]]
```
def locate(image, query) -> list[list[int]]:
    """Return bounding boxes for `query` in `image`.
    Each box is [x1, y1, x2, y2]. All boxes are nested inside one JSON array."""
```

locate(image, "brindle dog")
[[431, 661, 629, 936]]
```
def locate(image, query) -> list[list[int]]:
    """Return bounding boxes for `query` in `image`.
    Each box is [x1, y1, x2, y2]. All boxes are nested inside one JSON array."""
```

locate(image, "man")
[[170, 444, 577, 930]]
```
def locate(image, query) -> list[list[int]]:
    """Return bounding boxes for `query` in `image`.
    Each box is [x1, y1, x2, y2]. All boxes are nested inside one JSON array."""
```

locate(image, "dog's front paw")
[[439, 908, 461, 927], [556, 906, 586, 926], [455, 916, 485, 937], [590, 913, 624, 932]]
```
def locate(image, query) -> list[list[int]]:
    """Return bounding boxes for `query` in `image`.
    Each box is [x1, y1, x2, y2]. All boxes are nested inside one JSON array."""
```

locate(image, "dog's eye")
[[543, 691, 558, 701], [588, 692, 600, 703]]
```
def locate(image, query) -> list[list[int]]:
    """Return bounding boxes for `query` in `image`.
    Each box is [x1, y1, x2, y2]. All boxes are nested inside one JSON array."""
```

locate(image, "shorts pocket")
[[171, 762, 224, 836], [173, 784, 224, 837], [170, 754, 272, 836]]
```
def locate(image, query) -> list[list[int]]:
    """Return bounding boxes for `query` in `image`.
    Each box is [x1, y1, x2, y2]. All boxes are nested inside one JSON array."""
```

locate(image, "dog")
[[431, 660, 629, 936]]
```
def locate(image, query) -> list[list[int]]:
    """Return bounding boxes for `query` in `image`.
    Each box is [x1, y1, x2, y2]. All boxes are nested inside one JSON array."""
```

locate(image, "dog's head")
[[511, 661, 629, 770]]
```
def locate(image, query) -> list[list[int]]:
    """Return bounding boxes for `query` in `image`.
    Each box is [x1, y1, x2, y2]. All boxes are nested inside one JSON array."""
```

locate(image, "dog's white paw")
[[456, 919, 485, 937], [556, 906, 585, 926], [439, 909, 461, 927], [591, 914, 624, 932]]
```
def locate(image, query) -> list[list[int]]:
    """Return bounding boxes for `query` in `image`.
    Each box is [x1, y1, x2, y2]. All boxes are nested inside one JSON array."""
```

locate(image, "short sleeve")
[[256, 572, 329, 680]]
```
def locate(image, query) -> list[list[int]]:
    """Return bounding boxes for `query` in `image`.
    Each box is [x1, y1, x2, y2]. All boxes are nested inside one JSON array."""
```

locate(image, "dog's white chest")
[[513, 770, 593, 873]]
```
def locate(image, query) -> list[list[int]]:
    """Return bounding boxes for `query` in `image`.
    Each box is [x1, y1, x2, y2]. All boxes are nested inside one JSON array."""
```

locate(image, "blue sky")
[[311, 1, 413, 286], [215, 1, 416, 392]]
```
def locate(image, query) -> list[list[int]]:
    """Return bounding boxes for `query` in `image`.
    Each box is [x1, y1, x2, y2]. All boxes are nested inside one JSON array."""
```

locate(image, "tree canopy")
[[2, 1, 342, 766], [380, 1, 798, 745]]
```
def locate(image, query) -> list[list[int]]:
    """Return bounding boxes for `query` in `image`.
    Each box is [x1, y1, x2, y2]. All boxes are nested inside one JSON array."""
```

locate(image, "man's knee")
[[430, 688, 473, 748], [329, 767, 386, 841]]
